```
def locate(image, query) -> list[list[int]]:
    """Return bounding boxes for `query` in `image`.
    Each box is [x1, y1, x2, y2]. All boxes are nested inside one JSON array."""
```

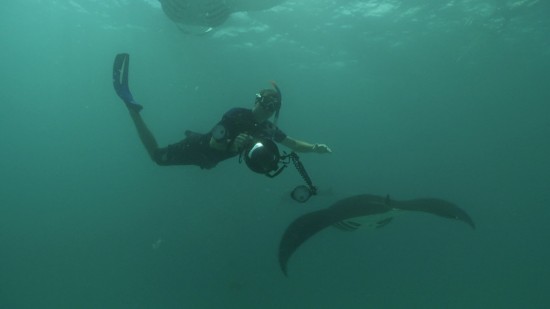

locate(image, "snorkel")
[[270, 81, 282, 126]]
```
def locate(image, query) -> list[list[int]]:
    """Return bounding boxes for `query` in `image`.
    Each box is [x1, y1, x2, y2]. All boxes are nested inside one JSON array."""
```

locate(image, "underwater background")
[[1, 0, 549, 308]]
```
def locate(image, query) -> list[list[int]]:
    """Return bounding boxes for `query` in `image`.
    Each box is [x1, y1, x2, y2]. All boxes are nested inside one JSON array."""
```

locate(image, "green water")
[[1, 1, 549, 308]]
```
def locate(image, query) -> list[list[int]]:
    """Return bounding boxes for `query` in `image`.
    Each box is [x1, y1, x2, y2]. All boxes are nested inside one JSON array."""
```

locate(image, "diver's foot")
[[125, 101, 143, 112]]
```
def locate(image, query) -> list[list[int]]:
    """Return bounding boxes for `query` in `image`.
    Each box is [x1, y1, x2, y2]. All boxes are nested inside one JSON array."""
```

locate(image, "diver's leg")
[[113, 53, 158, 160], [127, 108, 160, 161]]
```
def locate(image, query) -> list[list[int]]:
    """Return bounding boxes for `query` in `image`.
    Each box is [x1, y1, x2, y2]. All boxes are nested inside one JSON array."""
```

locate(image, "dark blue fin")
[[113, 53, 143, 112]]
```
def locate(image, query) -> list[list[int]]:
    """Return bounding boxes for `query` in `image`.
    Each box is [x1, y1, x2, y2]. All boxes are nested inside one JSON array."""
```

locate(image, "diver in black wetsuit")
[[113, 54, 331, 170]]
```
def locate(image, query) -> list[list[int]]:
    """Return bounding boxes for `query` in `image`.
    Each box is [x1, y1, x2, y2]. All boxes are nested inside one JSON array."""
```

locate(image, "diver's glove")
[[113, 53, 143, 112]]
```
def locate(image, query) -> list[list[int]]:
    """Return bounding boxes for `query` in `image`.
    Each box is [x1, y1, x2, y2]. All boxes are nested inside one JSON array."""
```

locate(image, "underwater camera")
[[242, 138, 317, 203]]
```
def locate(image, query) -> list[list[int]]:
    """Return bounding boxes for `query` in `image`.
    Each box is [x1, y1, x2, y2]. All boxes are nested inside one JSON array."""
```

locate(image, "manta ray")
[[159, 0, 285, 31], [279, 194, 475, 276]]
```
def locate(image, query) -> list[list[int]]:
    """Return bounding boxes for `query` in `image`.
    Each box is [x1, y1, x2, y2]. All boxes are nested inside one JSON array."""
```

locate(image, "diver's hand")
[[312, 143, 332, 154], [230, 133, 253, 153]]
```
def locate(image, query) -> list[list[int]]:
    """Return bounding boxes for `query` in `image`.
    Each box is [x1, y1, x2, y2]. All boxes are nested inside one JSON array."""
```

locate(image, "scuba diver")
[[113, 54, 331, 177]]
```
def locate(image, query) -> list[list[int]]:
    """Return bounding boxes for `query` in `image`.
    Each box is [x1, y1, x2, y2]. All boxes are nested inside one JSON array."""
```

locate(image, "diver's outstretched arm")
[[281, 136, 332, 154]]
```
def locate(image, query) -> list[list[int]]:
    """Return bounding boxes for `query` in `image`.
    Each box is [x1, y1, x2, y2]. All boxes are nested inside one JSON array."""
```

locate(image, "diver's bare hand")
[[230, 133, 253, 153], [312, 144, 332, 154]]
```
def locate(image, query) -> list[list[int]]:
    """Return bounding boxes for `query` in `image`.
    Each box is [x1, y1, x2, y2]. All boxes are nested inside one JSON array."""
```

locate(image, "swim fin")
[[113, 53, 143, 111]]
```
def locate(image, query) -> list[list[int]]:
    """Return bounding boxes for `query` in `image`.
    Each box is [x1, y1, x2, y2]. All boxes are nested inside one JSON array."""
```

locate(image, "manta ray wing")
[[393, 198, 476, 229], [278, 208, 337, 277], [279, 195, 392, 276]]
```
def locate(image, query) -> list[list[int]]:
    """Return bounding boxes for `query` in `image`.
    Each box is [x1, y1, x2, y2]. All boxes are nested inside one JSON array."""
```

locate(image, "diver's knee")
[[152, 150, 168, 166]]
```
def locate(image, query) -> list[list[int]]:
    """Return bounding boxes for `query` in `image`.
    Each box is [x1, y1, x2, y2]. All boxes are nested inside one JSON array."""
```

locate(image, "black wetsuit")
[[153, 108, 287, 169]]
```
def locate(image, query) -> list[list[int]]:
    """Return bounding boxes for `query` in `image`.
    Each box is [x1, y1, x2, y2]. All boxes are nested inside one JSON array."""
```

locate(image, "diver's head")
[[255, 89, 281, 112], [253, 83, 282, 123]]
